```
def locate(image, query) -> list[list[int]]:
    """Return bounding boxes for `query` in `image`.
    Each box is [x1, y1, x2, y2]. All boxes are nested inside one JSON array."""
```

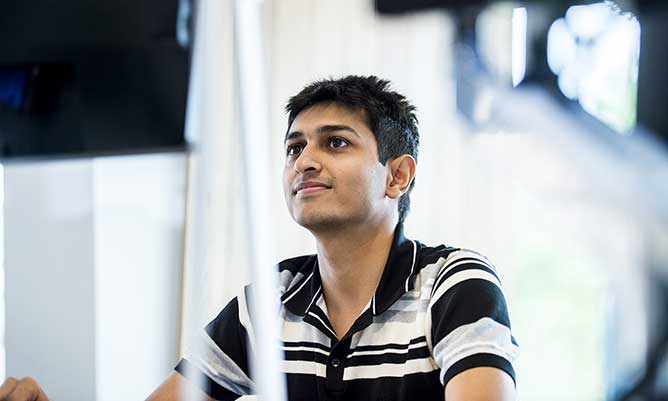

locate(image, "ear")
[[385, 155, 416, 200]]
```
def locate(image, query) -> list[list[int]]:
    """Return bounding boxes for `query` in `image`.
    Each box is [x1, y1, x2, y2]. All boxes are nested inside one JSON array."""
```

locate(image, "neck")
[[313, 217, 398, 329]]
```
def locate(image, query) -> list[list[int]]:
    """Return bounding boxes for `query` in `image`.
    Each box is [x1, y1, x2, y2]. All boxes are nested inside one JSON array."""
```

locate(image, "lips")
[[294, 180, 331, 195]]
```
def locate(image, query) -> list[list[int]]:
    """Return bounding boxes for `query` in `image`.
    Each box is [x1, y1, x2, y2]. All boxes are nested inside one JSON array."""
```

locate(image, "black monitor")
[[0, 0, 192, 160]]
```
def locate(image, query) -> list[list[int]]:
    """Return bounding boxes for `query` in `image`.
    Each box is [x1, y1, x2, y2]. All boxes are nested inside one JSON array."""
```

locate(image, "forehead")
[[288, 102, 370, 134]]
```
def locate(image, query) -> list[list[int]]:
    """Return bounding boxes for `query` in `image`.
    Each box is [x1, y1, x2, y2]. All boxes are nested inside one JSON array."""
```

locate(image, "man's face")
[[282, 102, 390, 232]]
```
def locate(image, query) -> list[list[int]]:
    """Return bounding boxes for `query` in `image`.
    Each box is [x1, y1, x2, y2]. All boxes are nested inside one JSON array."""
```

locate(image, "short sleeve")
[[427, 249, 519, 389], [175, 297, 255, 401]]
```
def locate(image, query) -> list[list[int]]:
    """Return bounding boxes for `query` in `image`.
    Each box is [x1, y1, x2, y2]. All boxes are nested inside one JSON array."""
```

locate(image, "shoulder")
[[415, 243, 500, 282], [437, 247, 499, 277], [434, 247, 502, 289], [418, 245, 519, 388], [417, 242, 499, 277], [423, 245, 513, 347]]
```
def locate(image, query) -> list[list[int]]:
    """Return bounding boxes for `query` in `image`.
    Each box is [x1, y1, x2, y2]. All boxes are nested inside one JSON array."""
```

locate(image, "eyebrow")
[[284, 124, 361, 143]]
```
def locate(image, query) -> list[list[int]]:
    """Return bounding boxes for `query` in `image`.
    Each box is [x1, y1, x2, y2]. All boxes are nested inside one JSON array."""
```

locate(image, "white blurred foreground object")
[[180, 0, 287, 399], [179, 0, 237, 399], [234, 0, 288, 400]]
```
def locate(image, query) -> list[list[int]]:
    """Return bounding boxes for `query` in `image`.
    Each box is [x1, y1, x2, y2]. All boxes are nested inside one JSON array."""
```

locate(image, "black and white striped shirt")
[[175, 224, 519, 401]]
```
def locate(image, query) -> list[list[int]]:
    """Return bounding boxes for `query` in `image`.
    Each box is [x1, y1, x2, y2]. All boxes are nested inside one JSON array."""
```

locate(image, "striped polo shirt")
[[175, 224, 519, 401]]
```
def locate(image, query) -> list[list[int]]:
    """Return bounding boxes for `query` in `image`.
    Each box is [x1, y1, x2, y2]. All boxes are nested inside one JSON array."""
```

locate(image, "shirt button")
[[331, 358, 341, 368]]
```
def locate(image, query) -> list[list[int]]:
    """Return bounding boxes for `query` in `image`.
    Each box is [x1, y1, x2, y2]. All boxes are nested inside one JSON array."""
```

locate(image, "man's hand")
[[0, 377, 49, 401]]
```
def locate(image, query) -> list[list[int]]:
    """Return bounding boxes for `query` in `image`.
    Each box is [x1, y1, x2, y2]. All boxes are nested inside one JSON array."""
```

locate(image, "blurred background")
[[1, 0, 667, 400]]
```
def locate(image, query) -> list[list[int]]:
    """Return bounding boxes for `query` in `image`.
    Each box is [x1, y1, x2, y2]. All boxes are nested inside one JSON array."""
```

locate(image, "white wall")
[[4, 159, 97, 401], [3, 152, 186, 400], [93, 154, 185, 401]]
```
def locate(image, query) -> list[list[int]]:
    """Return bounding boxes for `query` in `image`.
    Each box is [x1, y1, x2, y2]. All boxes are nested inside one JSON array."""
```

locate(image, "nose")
[[294, 144, 322, 174]]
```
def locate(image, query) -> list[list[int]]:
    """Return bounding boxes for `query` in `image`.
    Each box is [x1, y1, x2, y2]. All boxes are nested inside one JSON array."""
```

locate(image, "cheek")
[[370, 167, 389, 197], [349, 163, 386, 200]]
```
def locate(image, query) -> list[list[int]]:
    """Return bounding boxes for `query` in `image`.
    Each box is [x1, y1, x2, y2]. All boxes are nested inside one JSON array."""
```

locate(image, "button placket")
[[325, 337, 351, 393]]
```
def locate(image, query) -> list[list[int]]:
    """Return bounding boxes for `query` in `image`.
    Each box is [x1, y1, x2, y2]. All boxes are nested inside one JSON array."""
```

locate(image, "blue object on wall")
[[0, 68, 26, 110]]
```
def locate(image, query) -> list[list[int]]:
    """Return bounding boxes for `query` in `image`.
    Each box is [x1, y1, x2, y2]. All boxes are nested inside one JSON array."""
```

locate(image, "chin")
[[295, 212, 348, 232]]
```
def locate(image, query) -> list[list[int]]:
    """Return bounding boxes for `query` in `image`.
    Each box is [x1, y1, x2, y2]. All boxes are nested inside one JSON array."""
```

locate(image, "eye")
[[286, 143, 303, 156], [329, 137, 349, 149]]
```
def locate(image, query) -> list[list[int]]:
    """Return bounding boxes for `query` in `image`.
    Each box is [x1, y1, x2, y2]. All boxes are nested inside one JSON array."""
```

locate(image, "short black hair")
[[285, 75, 419, 225]]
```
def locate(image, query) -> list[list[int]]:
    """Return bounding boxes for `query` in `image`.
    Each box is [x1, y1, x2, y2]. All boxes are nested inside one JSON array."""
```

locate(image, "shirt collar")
[[281, 224, 419, 317], [280, 255, 322, 317]]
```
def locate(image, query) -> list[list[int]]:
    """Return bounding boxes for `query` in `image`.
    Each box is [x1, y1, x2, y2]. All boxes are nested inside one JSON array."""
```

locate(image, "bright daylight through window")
[[547, 1, 641, 133]]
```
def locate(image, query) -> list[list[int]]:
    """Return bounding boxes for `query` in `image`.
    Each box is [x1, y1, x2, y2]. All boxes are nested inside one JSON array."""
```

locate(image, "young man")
[[0, 76, 518, 401], [157, 75, 518, 401]]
